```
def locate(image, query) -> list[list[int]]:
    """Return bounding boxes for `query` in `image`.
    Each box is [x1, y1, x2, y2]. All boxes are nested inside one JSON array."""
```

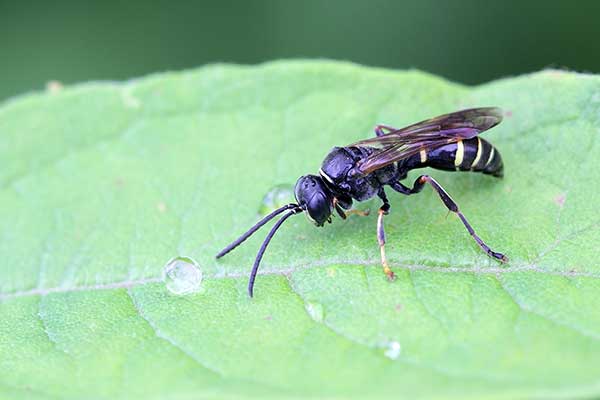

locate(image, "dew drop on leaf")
[[258, 184, 295, 215], [305, 302, 324, 323], [162, 256, 203, 295], [383, 341, 401, 360]]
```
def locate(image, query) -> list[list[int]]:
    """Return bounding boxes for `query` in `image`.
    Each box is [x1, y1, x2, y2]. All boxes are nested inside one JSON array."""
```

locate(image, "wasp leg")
[[346, 208, 370, 217], [389, 175, 508, 262], [374, 124, 397, 137], [377, 189, 396, 280], [334, 198, 370, 219]]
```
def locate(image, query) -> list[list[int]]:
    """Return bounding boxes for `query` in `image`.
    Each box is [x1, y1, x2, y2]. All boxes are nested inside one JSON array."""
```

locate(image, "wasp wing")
[[352, 107, 503, 175]]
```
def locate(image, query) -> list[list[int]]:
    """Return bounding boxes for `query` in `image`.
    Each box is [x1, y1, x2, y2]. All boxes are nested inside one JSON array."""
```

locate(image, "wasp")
[[217, 107, 508, 297]]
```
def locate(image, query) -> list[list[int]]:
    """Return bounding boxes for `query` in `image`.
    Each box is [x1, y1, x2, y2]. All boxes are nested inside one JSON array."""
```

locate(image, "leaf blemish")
[[157, 202, 167, 213], [45, 80, 63, 94], [114, 177, 126, 188], [121, 86, 141, 109], [554, 193, 566, 208]]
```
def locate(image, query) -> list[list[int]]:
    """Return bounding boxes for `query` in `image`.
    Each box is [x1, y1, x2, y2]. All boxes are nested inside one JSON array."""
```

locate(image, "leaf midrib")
[[2, 258, 600, 302]]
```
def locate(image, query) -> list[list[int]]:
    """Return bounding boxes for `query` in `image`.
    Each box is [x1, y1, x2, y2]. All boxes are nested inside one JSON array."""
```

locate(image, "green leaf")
[[1, 61, 599, 399]]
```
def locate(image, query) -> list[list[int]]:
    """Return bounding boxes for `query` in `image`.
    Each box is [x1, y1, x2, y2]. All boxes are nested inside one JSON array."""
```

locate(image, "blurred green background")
[[2, 0, 600, 102]]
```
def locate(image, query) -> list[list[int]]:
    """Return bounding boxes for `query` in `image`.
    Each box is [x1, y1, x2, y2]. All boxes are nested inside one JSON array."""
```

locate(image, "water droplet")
[[383, 341, 401, 360], [305, 302, 324, 323], [258, 184, 295, 215], [162, 256, 202, 295]]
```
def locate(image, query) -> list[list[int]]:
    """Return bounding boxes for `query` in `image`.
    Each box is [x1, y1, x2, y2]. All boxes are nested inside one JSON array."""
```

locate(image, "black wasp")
[[217, 107, 508, 297]]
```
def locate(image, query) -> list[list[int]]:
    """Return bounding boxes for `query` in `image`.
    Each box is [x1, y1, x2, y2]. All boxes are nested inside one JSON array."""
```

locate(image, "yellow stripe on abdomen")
[[484, 147, 495, 168], [471, 138, 482, 169], [454, 140, 464, 168]]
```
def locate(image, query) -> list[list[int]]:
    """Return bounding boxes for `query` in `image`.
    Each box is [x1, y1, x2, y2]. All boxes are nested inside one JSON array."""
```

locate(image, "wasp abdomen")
[[403, 138, 503, 177], [466, 138, 503, 177]]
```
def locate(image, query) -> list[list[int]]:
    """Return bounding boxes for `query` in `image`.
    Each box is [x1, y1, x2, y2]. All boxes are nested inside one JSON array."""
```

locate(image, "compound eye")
[[307, 192, 331, 226]]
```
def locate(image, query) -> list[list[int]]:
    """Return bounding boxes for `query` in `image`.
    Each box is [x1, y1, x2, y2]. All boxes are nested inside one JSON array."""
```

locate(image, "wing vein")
[[352, 107, 503, 175]]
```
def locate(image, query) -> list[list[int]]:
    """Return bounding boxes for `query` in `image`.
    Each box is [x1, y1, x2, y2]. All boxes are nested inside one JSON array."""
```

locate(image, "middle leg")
[[377, 188, 395, 280]]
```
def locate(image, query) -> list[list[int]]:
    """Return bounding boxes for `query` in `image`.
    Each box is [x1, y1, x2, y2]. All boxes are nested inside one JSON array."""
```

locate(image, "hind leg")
[[390, 175, 508, 262], [374, 124, 397, 137]]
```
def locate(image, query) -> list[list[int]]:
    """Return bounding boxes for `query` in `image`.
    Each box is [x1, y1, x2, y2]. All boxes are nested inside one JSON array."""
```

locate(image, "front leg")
[[377, 188, 395, 280], [333, 198, 370, 219]]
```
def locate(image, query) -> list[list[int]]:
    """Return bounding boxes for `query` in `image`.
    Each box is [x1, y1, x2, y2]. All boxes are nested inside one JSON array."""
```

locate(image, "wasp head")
[[294, 175, 333, 226]]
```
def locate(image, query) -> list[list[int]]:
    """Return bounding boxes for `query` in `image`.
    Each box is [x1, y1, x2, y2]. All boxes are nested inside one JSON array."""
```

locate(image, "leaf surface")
[[1, 61, 600, 399]]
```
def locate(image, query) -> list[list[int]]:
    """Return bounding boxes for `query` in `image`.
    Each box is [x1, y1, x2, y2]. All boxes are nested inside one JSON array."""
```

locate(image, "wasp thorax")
[[294, 175, 333, 226], [320, 147, 354, 184]]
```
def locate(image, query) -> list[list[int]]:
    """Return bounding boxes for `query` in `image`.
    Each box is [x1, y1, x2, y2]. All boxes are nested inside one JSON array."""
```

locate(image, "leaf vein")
[[498, 278, 600, 342], [124, 288, 225, 377], [3, 261, 600, 301]]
